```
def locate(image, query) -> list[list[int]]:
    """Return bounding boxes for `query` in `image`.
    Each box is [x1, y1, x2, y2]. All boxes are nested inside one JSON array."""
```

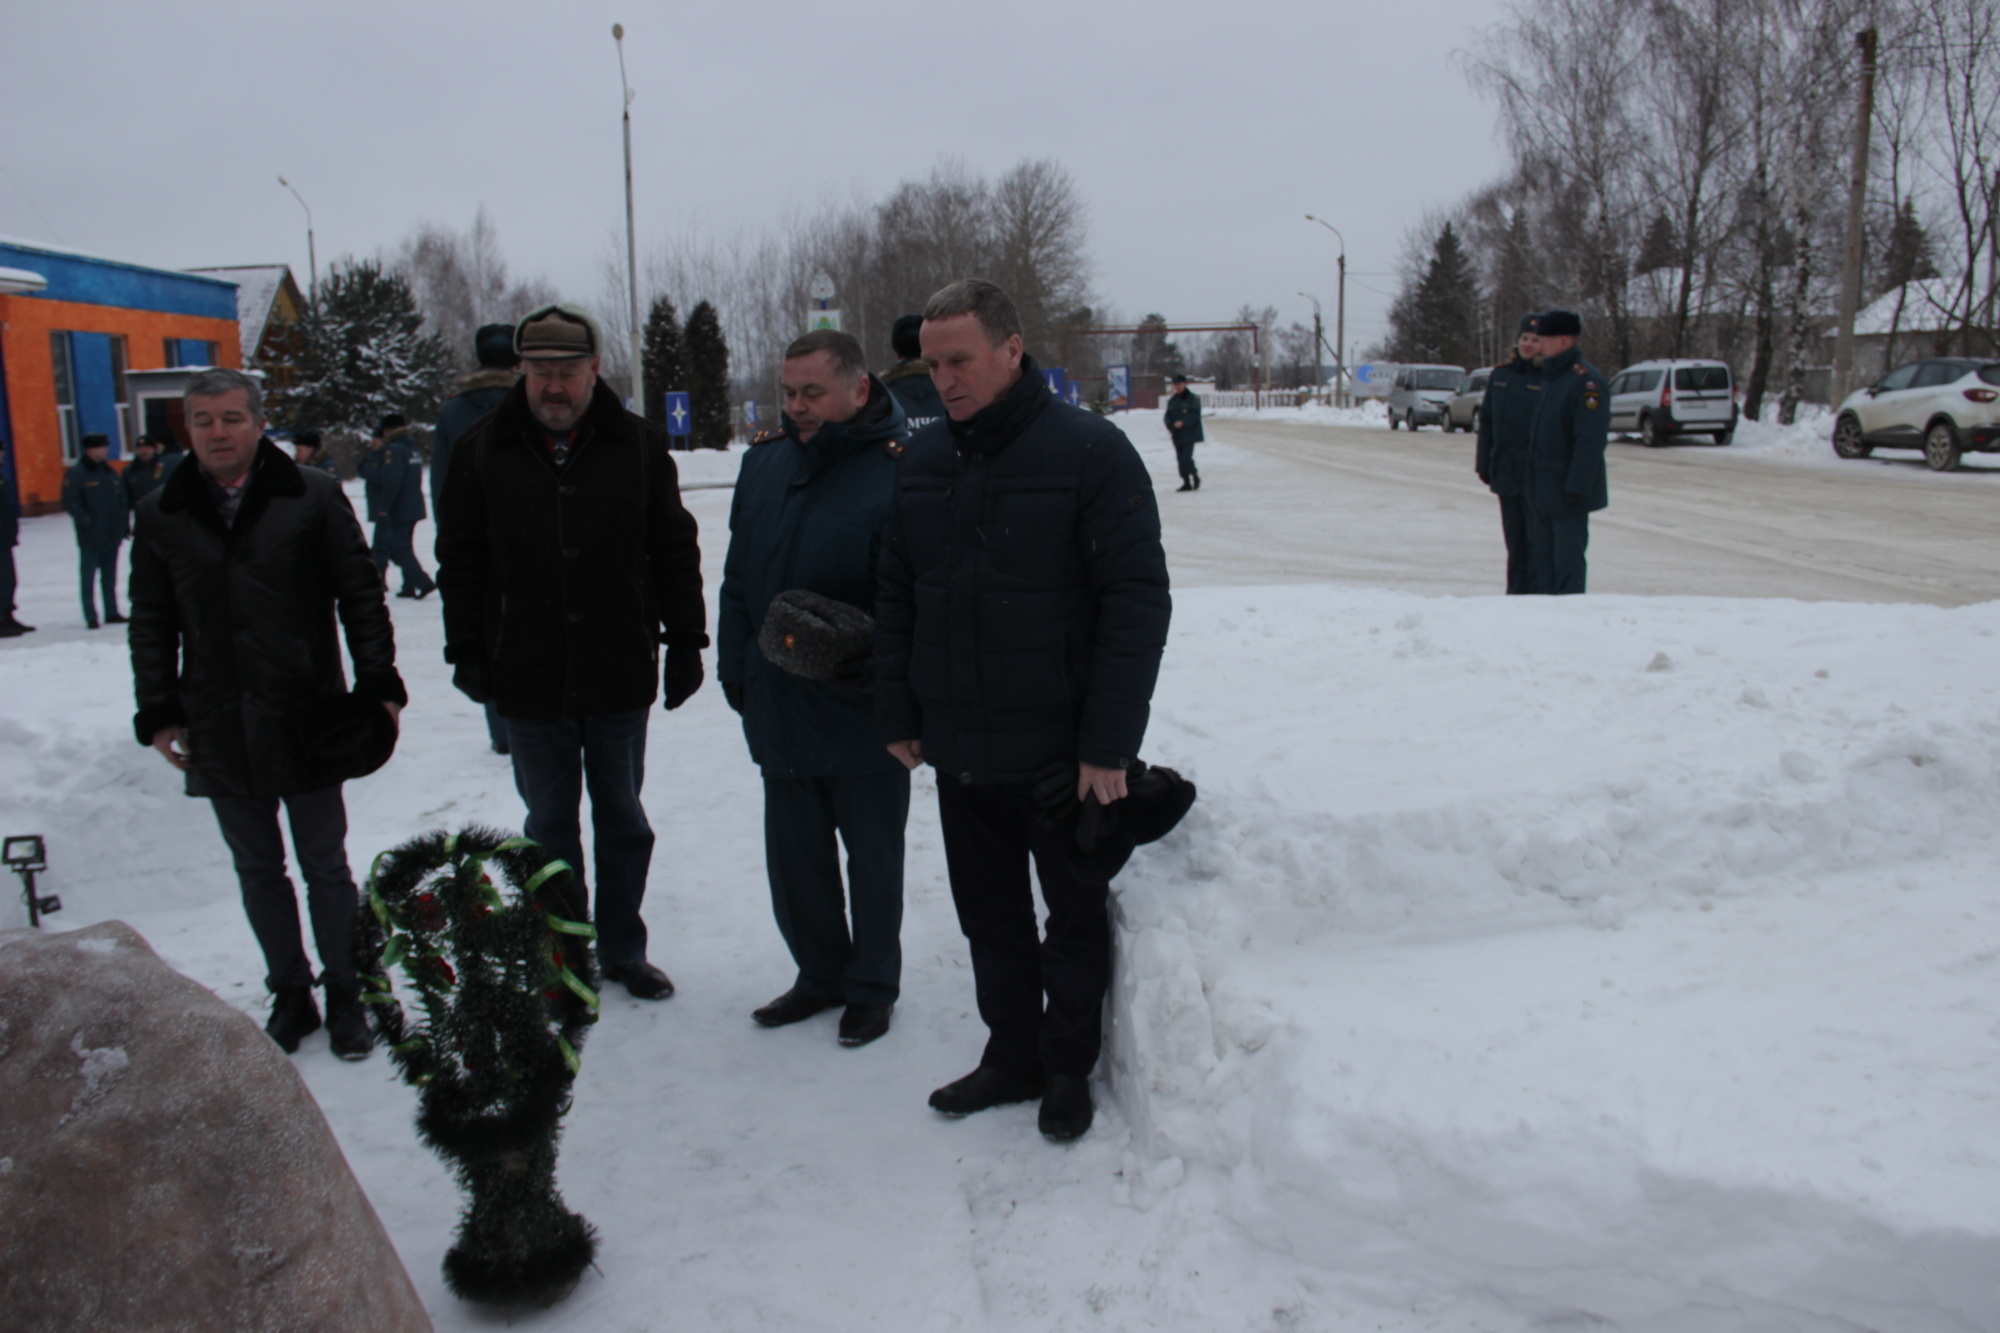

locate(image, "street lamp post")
[[1305, 215, 1346, 407], [277, 175, 317, 306], [613, 23, 644, 417], [1299, 292, 1325, 403]]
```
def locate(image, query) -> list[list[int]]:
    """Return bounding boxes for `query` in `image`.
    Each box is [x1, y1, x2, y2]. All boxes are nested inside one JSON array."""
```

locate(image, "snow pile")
[[1204, 399, 1390, 428], [1731, 404, 1835, 463]]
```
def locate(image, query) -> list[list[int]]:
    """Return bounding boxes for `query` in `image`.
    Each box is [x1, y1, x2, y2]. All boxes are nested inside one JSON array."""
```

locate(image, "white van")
[[1606, 359, 1738, 446], [1386, 365, 1465, 431]]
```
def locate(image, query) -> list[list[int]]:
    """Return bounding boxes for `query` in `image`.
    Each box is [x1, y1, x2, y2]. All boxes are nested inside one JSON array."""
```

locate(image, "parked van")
[[1606, 359, 1738, 446], [1442, 367, 1491, 433], [1386, 365, 1465, 431]]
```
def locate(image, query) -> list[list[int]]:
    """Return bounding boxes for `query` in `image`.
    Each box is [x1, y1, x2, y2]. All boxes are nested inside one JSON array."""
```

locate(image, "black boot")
[[266, 985, 322, 1054], [928, 1065, 1046, 1116], [1039, 1074, 1094, 1142], [603, 959, 676, 1000], [324, 983, 375, 1061], [1176, 479, 1193, 492], [1192, 472, 1201, 490], [837, 1002, 893, 1047], [753, 987, 840, 1027]]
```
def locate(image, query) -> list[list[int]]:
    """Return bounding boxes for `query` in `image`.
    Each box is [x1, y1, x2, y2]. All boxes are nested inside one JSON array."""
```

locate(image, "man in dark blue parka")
[[358, 413, 435, 598], [880, 314, 944, 432], [720, 330, 911, 1048], [1475, 313, 1546, 593], [877, 279, 1171, 1142], [1522, 309, 1611, 594]]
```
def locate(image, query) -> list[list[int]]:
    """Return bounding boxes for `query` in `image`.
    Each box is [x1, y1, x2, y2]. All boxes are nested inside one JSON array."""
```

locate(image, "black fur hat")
[[376, 412, 409, 437], [306, 692, 399, 781], [1517, 312, 1542, 335], [1537, 308, 1582, 338], [1031, 758, 1198, 880], [757, 590, 874, 689], [891, 314, 924, 362], [475, 323, 520, 369]]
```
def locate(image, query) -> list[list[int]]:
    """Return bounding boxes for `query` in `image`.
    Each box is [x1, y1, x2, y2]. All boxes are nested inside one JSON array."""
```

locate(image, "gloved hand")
[[452, 659, 489, 704], [1564, 492, 1586, 508], [664, 647, 704, 711], [722, 680, 745, 715]]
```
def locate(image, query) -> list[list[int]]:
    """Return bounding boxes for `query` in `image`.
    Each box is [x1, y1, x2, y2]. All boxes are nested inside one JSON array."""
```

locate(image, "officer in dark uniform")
[[880, 314, 943, 431], [1522, 309, 1609, 594], [122, 435, 176, 508], [1163, 372, 1203, 490], [1475, 314, 1545, 593]]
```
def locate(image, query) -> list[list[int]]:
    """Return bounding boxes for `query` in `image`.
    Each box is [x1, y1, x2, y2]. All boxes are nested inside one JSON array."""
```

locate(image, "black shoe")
[[1192, 473, 1201, 490], [0, 622, 23, 639], [266, 986, 322, 1054], [491, 740, 511, 756], [324, 984, 375, 1061], [753, 987, 840, 1028], [86, 620, 101, 630], [604, 960, 675, 1000], [395, 589, 419, 599], [928, 1065, 1046, 1117], [1176, 480, 1193, 492], [1039, 1074, 1094, 1141], [4, 619, 34, 634], [413, 586, 435, 600], [837, 1002, 893, 1047], [105, 612, 129, 624]]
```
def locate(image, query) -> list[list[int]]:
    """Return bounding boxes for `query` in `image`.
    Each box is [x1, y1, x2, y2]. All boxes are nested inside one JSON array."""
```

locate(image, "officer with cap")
[[1163, 372, 1203, 491], [880, 314, 943, 431], [1522, 309, 1610, 594], [1475, 313, 1546, 593], [434, 302, 707, 1001]]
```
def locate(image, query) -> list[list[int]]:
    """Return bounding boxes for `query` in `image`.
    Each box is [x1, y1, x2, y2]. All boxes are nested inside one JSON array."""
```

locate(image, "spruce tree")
[[1635, 212, 1678, 275], [1410, 223, 1481, 368], [640, 296, 686, 429], [684, 300, 732, 449], [1879, 198, 1939, 296], [280, 259, 454, 433]]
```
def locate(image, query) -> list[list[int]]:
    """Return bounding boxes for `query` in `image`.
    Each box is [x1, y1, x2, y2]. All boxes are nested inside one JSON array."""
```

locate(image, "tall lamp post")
[[277, 175, 317, 306], [1305, 215, 1346, 406], [613, 23, 643, 416], [1299, 292, 1325, 403]]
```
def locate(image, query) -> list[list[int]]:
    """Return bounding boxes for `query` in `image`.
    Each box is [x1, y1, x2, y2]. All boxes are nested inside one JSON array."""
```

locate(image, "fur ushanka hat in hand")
[[757, 590, 875, 690]]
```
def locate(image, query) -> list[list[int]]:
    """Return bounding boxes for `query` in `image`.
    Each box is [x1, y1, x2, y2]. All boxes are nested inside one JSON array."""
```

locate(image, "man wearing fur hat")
[[718, 330, 911, 1048], [1521, 308, 1610, 594], [434, 303, 707, 1002]]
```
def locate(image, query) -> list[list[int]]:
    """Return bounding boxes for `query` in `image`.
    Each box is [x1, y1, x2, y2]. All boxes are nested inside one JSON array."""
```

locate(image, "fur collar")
[[458, 367, 519, 394], [157, 438, 306, 537]]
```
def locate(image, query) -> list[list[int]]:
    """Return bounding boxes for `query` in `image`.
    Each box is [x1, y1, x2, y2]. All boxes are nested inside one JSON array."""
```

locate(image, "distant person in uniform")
[[880, 314, 943, 431], [122, 435, 175, 508], [1475, 314, 1545, 593], [719, 330, 911, 1048], [0, 443, 29, 637], [1163, 372, 1203, 491], [1523, 309, 1609, 594], [63, 433, 131, 629], [432, 323, 522, 754], [358, 414, 436, 599], [291, 430, 339, 476]]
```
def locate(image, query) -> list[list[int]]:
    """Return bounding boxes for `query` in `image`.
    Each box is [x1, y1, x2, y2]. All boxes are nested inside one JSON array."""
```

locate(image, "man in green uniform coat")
[[1163, 372, 1203, 491], [62, 433, 131, 628], [1474, 314, 1545, 593], [1522, 309, 1610, 594]]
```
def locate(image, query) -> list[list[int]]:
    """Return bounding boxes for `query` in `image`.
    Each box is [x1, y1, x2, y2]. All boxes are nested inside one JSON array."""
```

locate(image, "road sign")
[[806, 308, 842, 333], [665, 391, 692, 437], [1043, 367, 1067, 398], [1065, 381, 1081, 406], [810, 272, 837, 303], [743, 399, 759, 428], [1355, 363, 1377, 383], [1106, 364, 1131, 412]]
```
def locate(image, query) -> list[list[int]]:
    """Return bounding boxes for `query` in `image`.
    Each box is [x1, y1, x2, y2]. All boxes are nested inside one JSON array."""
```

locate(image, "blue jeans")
[[79, 542, 121, 625], [504, 707, 655, 968]]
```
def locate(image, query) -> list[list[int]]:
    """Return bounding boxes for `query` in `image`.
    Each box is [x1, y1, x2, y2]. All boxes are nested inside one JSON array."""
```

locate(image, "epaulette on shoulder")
[[750, 428, 784, 446], [1572, 362, 1588, 375], [883, 438, 906, 459]]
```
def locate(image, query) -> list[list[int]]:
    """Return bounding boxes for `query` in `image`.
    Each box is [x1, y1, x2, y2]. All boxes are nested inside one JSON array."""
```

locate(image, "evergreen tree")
[[1489, 206, 1539, 357], [640, 296, 686, 428], [279, 259, 454, 433], [1635, 212, 1678, 275], [1878, 198, 1940, 296], [684, 300, 732, 449], [1131, 313, 1185, 378], [1389, 223, 1482, 368]]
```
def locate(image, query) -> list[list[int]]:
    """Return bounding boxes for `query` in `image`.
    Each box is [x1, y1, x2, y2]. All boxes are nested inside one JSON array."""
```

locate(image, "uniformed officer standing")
[[1163, 372, 1203, 491], [880, 314, 943, 431], [358, 414, 436, 599], [1522, 309, 1609, 594], [1474, 314, 1545, 593]]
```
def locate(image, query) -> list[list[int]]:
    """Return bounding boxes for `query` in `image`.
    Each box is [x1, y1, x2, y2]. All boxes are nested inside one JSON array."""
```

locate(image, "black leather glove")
[[1564, 492, 1586, 508], [664, 647, 704, 711], [722, 680, 745, 714], [452, 659, 489, 704]]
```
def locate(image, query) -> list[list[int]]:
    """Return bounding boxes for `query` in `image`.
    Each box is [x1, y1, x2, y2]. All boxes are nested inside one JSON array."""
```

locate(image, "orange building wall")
[[1, 295, 241, 514]]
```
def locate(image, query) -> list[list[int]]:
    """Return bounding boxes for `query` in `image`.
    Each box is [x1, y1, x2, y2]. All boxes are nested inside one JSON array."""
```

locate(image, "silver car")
[[1386, 365, 1465, 431], [1606, 359, 1738, 446], [1442, 368, 1491, 433], [1832, 357, 2000, 471]]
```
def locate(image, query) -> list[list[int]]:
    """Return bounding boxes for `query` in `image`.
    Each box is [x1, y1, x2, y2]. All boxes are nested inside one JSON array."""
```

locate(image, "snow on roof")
[[1853, 278, 1975, 337], [0, 232, 235, 289], [185, 264, 293, 356]]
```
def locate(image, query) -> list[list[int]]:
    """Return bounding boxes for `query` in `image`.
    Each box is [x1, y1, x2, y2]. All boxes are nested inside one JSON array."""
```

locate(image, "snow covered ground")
[[6, 418, 2000, 1330]]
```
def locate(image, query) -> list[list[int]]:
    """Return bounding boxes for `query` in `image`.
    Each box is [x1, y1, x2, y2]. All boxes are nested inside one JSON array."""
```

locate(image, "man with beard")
[[435, 303, 706, 1001], [876, 279, 1171, 1141], [720, 330, 910, 1048]]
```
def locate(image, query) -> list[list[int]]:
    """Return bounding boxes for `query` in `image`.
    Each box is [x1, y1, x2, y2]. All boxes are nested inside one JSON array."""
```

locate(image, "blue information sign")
[[1043, 366, 1067, 398], [665, 391, 692, 438], [1065, 382, 1082, 406], [1106, 365, 1131, 412]]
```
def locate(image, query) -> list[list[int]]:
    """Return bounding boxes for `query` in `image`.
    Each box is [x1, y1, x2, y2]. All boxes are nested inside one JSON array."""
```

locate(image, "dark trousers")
[[371, 521, 435, 594], [1, 542, 17, 618], [1499, 493, 1539, 594], [762, 770, 911, 1005], [935, 778, 1113, 1078], [210, 785, 359, 991], [1525, 490, 1590, 595], [1172, 439, 1198, 481], [484, 700, 508, 750], [78, 542, 120, 625], [504, 707, 655, 968]]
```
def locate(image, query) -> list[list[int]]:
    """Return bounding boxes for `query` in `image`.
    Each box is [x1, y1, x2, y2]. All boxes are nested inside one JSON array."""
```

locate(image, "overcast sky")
[[3, 0, 1511, 362]]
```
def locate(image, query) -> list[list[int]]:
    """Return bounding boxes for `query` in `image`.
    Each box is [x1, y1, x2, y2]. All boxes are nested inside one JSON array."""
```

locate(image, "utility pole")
[[1307, 215, 1348, 406], [1300, 293, 1325, 403], [277, 176, 316, 307], [1832, 26, 1878, 406], [614, 23, 643, 417]]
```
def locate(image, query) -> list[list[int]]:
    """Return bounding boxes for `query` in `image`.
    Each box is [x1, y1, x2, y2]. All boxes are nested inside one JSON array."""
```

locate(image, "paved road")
[[1163, 417, 2000, 605]]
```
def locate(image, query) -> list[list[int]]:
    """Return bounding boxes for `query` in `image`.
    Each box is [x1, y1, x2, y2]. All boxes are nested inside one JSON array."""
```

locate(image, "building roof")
[[185, 265, 298, 358], [1853, 279, 1977, 337], [0, 234, 237, 321]]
